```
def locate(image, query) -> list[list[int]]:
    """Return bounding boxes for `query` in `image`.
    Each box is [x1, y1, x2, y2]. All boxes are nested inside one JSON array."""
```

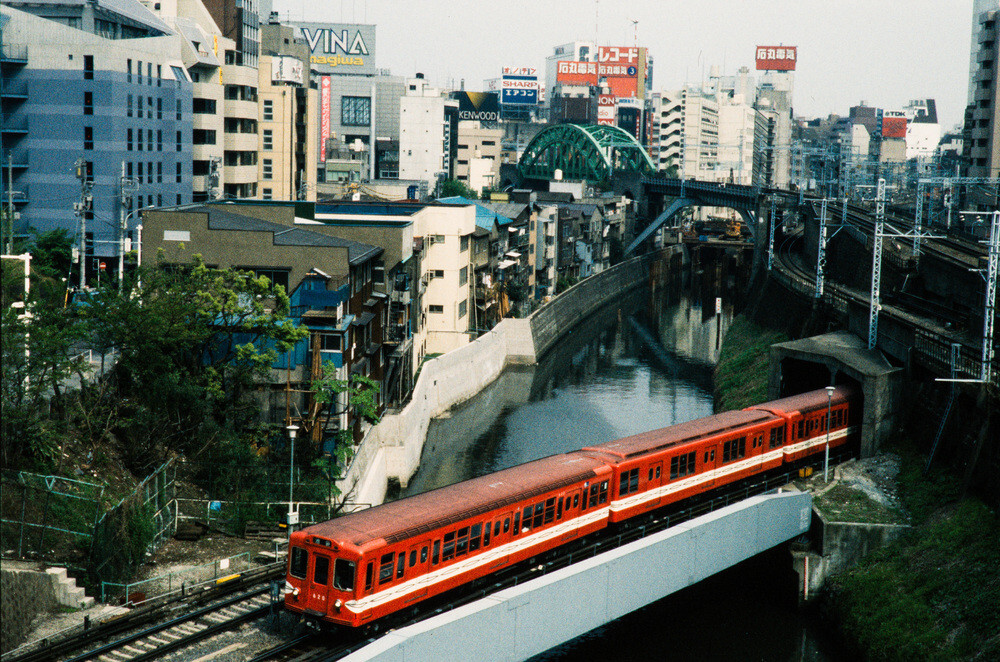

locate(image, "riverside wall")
[[340, 247, 681, 507]]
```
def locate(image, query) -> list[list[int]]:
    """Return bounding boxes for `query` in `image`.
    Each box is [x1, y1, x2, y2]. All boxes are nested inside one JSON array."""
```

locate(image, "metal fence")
[[87, 460, 177, 587], [0, 471, 105, 560], [100, 551, 255, 604], [175, 498, 339, 536]]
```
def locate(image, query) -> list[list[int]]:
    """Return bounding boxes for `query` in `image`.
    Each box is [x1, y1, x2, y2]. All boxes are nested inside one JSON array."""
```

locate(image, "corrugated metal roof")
[[437, 196, 515, 230]]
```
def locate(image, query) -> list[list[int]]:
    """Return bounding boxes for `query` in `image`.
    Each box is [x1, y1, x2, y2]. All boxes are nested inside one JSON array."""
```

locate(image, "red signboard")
[[882, 116, 907, 139], [597, 94, 616, 125], [755, 45, 797, 71], [556, 60, 597, 86], [320, 76, 331, 161]]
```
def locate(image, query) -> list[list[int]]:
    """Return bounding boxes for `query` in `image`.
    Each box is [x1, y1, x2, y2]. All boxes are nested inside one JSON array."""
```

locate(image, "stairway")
[[45, 567, 95, 609]]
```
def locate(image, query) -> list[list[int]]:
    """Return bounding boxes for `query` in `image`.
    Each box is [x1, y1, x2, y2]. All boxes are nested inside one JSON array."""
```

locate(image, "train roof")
[[582, 409, 777, 460], [301, 453, 608, 547], [746, 385, 857, 417]]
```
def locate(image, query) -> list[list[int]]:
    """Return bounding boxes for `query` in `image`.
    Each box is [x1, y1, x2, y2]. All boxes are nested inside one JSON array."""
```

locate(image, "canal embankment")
[[339, 246, 685, 507]]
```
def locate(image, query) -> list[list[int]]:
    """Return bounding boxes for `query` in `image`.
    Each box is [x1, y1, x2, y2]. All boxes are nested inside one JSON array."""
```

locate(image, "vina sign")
[[294, 23, 376, 74]]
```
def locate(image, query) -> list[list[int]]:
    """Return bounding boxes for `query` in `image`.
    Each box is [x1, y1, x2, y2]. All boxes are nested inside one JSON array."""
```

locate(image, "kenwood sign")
[[454, 92, 500, 122], [291, 22, 376, 75]]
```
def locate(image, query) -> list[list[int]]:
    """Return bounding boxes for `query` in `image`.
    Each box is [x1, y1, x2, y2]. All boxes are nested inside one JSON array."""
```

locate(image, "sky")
[[271, 0, 975, 130]]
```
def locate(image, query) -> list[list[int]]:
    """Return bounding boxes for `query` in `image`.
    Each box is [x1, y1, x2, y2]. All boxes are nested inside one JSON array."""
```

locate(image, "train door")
[[646, 462, 663, 509], [405, 542, 429, 601], [309, 552, 332, 612], [701, 446, 717, 489]]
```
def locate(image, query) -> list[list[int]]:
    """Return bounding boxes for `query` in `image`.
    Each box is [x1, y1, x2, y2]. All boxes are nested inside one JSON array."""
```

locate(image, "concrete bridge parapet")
[[341, 491, 812, 662]]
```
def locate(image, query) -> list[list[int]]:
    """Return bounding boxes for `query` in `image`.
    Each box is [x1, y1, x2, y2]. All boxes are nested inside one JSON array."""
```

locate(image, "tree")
[[438, 179, 478, 200], [76, 256, 307, 473]]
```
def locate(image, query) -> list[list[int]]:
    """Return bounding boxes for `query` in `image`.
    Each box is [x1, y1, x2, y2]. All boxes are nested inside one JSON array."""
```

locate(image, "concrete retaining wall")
[[341, 248, 679, 507], [342, 491, 812, 662], [1, 566, 58, 654]]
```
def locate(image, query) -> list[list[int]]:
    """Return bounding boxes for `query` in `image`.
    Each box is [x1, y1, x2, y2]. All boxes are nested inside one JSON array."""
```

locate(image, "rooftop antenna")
[[630, 19, 638, 47]]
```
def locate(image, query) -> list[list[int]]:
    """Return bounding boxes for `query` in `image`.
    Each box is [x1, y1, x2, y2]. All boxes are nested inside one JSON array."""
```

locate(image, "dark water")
[[401, 280, 847, 662]]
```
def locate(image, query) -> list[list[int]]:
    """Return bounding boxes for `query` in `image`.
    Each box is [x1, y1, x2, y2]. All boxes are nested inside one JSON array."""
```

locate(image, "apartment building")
[[1, 3, 192, 277], [454, 121, 503, 193], [399, 75, 459, 193]]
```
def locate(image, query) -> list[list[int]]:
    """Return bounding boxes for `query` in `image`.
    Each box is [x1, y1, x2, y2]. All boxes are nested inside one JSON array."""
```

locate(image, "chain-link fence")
[[87, 460, 176, 587], [0, 471, 105, 561]]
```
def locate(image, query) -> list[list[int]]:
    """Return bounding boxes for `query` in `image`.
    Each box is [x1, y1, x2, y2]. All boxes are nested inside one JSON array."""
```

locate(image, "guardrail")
[[100, 551, 254, 604]]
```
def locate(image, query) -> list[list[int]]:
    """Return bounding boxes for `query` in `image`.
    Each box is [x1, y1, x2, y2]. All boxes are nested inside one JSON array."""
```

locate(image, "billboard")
[[882, 115, 907, 139], [454, 91, 500, 122], [291, 23, 376, 75], [756, 45, 797, 71], [271, 56, 304, 85], [598, 46, 646, 99], [501, 66, 539, 106], [556, 60, 598, 86]]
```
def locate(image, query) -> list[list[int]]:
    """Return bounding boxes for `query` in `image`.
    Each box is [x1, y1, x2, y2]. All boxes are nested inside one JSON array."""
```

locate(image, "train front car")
[[285, 527, 365, 627], [746, 385, 861, 465], [285, 453, 614, 628]]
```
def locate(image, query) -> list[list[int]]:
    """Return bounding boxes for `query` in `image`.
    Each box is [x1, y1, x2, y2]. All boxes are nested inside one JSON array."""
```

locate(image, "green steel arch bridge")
[[517, 124, 656, 182]]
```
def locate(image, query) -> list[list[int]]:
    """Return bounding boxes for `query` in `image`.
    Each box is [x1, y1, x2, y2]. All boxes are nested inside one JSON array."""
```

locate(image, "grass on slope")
[[714, 315, 788, 412]]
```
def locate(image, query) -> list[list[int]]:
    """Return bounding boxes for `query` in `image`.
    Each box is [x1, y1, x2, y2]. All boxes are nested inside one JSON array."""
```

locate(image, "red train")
[[284, 386, 860, 627]]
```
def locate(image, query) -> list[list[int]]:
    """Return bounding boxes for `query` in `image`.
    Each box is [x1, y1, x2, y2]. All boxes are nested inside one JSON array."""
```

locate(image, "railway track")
[[62, 586, 274, 662]]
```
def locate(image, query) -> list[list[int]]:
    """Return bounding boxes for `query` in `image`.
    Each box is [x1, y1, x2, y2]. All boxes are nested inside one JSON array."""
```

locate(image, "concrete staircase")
[[45, 567, 95, 609]]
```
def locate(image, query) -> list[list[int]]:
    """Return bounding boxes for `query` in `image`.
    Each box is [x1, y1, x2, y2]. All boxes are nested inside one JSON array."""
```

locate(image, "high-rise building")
[[755, 70, 794, 189], [648, 86, 719, 180], [399, 76, 458, 192], [963, 2, 1000, 177], [1, 2, 192, 275]]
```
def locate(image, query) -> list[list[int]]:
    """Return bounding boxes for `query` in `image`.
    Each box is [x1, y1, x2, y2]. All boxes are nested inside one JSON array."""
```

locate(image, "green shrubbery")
[[713, 315, 787, 412]]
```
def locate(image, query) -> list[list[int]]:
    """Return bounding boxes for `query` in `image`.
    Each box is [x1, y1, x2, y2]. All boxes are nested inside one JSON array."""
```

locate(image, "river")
[[399, 275, 847, 661]]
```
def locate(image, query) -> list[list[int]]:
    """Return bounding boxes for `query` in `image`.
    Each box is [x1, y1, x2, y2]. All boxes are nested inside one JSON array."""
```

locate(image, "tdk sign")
[[291, 22, 376, 75]]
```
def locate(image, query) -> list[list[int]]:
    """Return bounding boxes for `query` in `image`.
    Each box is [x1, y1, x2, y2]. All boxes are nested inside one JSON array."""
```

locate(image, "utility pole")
[[75, 159, 93, 290], [118, 161, 137, 293]]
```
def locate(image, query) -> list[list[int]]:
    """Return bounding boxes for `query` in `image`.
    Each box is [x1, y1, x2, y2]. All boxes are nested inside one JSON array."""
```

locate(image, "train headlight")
[[334, 599, 343, 610]]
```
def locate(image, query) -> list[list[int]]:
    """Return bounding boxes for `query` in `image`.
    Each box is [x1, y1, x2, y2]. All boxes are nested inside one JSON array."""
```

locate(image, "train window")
[[671, 452, 697, 478], [776, 428, 784, 445], [497, 520, 504, 536], [723, 438, 746, 463], [589, 484, 600, 508], [704, 451, 709, 464], [513, 511, 521, 533], [421, 547, 428, 564], [648, 468, 654, 481], [379, 553, 394, 584], [656, 466, 662, 478], [409, 550, 417, 567], [544, 498, 556, 524], [599, 481, 608, 503], [432, 541, 440, 565], [443, 532, 456, 560], [313, 555, 330, 586], [396, 552, 406, 579], [483, 522, 491, 547], [620, 468, 639, 495], [470, 524, 482, 552], [365, 562, 374, 591], [521, 507, 532, 531], [573, 494, 579, 508], [533, 503, 544, 528], [290, 547, 308, 579], [456, 527, 470, 556], [798, 420, 805, 438], [557, 498, 563, 520], [334, 559, 355, 591]]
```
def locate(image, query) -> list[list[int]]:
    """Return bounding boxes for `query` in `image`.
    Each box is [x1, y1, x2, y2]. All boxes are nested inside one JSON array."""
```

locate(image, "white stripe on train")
[[341, 426, 856, 615]]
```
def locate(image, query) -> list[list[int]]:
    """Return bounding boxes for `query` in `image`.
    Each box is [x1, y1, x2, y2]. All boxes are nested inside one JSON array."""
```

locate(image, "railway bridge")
[[341, 491, 812, 662]]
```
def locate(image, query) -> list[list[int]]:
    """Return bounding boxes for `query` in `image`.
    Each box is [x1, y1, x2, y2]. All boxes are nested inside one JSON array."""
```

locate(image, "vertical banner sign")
[[597, 94, 616, 125], [320, 76, 331, 162], [214, 35, 221, 83]]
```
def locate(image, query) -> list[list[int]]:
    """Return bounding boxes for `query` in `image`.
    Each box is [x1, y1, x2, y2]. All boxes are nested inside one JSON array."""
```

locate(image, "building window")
[[192, 98, 216, 114], [84, 91, 93, 115], [127, 58, 132, 83], [263, 129, 273, 150], [127, 128, 133, 151], [263, 99, 273, 121], [429, 304, 444, 314], [157, 97, 162, 119], [127, 94, 132, 117], [176, 99, 181, 120], [244, 267, 289, 292], [83, 54, 93, 79], [83, 126, 93, 150], [157, 161, 162, 183], [458, 299, 467, 318], [341, 96, 371, 126], [137, 96, 143, 117], [460, 235, 469, 251], [262, 187, 272, 200], [146, 96, 152, 118], [193, 129, 216, 145], [263, 158, 272, 180], [459, 266, 468, 286], [157, 130, 162, 151], [176, 162, 182, 183], [320, 334, 341, 351], [137, 162, 143, 184], [176, 130, 182, 151]]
